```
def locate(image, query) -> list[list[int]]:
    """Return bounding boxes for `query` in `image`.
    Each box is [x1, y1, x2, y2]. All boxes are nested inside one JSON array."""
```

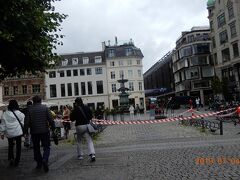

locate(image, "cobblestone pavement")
[[1, 107, 240, 180]]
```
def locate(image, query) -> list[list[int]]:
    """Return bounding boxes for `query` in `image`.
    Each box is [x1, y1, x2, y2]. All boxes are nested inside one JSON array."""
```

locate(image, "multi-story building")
[[104, 39, 145, 109], [172, 26, 214, 105], [2, 73, 45, 104], [45, 51, 108, 109], [45, 39, 145, 110], [207, 0, 240, 100], [143, 51, 175, 97]]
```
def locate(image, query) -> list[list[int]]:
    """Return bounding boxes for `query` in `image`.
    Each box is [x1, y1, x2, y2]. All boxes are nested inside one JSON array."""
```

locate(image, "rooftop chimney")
[[130, 38, 134, 45], [108, 40, 110, 46], [102, 41, 106, 51], [115, 36, 118, 46]]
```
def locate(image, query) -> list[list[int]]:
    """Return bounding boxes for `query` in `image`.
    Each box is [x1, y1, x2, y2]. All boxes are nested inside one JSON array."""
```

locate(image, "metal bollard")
[[220, 119, 223, 135]]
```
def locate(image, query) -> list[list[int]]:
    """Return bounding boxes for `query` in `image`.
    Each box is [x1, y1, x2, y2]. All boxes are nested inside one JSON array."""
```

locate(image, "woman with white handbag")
[[70, 97, 96, 162]]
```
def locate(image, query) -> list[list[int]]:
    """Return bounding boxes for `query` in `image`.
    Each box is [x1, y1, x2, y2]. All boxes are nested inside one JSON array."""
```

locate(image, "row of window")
[[222, 67, 235, 81], [176, 43, 210, 60], [108, 48, 134, 58], [110, 69, 142, 79], [173, 56, 209, 72], [49, 67, 103, 78], [109, 59, 141, 66], [49, 81, 104, 98], [61, 56, 102, 66], [177, 33, 210, 47], [4, 84, 41, 96], [216, 5, 234, 29], [216, 22, 237, 46], [174, 66, 214, 83], [218, 43, 239, 64], [111, 82, 143, 93]]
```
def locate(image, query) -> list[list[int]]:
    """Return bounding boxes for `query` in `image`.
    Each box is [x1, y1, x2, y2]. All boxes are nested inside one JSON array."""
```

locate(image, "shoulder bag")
[[78, 106, 98, 134], [11, 110, 24, 136]]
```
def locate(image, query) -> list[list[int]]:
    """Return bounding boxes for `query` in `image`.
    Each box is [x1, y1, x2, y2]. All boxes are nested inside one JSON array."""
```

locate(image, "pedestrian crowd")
[[0, 96, 96, 173]]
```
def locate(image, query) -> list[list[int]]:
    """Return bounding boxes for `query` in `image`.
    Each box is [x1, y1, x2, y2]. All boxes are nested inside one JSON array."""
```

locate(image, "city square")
[[1, 107, 240, 179], [1, 0, 240, 180]]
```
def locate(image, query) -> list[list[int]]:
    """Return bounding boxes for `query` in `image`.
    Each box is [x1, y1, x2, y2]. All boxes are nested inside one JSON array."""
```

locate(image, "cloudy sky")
[[54, 0, 210, 73]]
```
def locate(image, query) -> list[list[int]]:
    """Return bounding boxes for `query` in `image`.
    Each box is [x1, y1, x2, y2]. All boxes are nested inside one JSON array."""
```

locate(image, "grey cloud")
[[54, 0, 209, 72]]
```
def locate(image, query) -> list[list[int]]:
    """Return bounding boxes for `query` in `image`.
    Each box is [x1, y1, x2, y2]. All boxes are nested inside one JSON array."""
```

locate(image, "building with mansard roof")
[[45, 38, 145, 110], [104, 38, 145, 109]]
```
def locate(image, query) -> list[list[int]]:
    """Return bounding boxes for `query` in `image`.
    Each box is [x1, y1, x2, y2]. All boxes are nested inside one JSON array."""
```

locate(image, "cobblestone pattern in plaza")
[[0, 108, 240, 180]]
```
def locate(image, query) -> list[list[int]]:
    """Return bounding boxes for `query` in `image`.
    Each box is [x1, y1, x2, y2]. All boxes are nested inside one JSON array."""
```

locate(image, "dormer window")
[[95, 56, 102, 63], [83, 57, 89, 64], [125, 48, 133, 56], [62, 59, 68, 66], [72, 58, 78, 65], [108, 49, 115, 58]]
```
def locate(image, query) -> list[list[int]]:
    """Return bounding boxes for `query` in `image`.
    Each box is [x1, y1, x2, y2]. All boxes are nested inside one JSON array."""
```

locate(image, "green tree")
[[211, 76, 222, 95], [222, 77, 233, 101], [0, 0, 67, 80]]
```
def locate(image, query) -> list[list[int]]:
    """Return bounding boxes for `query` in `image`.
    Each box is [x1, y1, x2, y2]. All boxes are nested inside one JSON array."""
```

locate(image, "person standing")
[[22, 101, 33, 148], [189, 99, 193, 109], [70, 97, 96, 162], [196, 97, 200, 111], [24, 95, 55, 172], [62, 105, 71, 139], [129, 105, 135, 120], [0, 100, 25, 167], [135, 104, 141, 120]]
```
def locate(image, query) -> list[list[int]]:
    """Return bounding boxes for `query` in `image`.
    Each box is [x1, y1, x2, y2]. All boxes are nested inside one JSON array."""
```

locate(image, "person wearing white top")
[[129, 105, 135, 120], [195, 97, 200, 110], [0, 100, 25, 167]]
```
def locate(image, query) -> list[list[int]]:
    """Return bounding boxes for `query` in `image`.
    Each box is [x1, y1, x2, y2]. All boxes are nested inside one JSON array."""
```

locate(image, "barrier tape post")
[[220, 119, 223, 135]]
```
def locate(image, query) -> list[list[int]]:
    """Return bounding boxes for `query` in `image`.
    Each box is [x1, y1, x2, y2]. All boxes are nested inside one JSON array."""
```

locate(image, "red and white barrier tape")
[[91, 108, 236, 125], [53, 107, 236, 125]]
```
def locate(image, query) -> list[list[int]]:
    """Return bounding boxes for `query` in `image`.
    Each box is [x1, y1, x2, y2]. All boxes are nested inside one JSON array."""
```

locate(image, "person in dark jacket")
[[24, 95, 55, 172], [22, 101, 33, 148], [70, 97, 96, 162]]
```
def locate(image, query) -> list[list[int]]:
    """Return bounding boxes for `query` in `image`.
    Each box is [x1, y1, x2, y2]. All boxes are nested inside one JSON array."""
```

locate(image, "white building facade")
[[104, 40, 145, 109], [45, 40, 145, 110], [45, 51, 109, 109]]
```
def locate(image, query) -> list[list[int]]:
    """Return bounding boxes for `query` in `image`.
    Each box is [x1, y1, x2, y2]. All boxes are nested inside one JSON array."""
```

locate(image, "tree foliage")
[[0, 0, 67, 80], [222, 77, 233, 101], [211, 76, 222, 95]]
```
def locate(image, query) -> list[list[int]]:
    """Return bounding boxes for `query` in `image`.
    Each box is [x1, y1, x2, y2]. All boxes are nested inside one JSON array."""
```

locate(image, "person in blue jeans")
[[24, 95, 55, 172]]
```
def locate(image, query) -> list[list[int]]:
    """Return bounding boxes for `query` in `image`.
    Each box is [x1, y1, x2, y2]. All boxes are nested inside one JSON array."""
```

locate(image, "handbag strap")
[[11, 110, 24, 132], [78, 106, 90, 122]]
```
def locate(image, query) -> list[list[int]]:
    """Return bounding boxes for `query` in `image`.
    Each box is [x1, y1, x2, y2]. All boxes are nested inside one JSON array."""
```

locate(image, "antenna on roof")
[[115, 36, 118, 46], [130, 38, 134, 45]]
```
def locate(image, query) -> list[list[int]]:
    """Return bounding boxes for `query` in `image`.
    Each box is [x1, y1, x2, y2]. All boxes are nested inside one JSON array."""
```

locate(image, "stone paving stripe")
[[50, 153, 74, 170], [96, 137, 240, 154]]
